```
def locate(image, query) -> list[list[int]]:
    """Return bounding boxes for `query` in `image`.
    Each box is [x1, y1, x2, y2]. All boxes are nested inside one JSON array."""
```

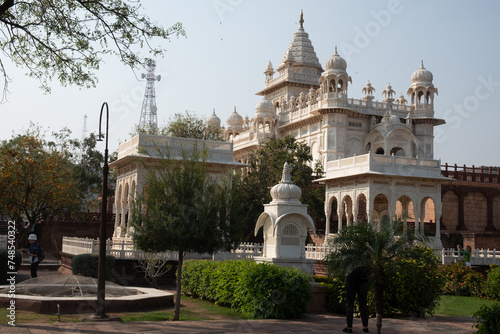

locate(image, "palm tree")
[[325, 221, 416, 334]]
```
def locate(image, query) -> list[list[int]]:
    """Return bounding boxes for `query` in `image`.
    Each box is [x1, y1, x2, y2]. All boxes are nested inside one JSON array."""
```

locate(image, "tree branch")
[[0, 0, 15, 18]]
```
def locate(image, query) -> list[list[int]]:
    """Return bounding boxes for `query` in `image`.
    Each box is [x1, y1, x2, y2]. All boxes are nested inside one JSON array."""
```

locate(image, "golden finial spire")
[[299, 10, 304, 28]]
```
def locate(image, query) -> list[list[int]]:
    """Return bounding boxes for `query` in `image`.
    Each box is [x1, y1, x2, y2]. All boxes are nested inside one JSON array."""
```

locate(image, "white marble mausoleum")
[[208, 12, 451, 247]]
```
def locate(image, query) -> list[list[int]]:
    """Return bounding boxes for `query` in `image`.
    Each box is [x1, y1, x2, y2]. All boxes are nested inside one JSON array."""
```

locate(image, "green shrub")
[[315, 275, 347, 314], [71, 254, 116, 280], [0, 249, 22, 284], [441, 261, 485, 297], [323, 244, 444, 317], [235, 262, 312, 319], [485, 265, 500, 300], [473, 303, 500, 334], [182, 260, 312, 319], [384, 244, 445, 316]]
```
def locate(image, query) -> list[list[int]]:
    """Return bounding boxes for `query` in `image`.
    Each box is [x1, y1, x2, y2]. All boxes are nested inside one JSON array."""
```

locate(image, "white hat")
[[28, 234, 37, 241]]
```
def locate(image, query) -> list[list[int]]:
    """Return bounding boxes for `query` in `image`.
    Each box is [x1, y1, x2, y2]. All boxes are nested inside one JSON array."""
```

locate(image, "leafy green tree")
[[0, 126, 116, 246], [0, 131, 80, 244], [0, 0, 185, 98], [47, 128, 110, 211], [130, 145, 248, 320], [130, 110, 224, 141], [325, 222, 416, 334], [240, 136, 325, 238]]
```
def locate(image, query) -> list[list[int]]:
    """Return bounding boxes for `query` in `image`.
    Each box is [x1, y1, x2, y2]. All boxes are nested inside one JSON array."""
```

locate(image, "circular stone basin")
[[0, 275, 173, 314]]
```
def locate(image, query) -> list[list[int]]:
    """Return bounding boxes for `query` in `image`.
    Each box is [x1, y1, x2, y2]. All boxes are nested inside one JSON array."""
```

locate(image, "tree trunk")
[[173, 251, 184, 321], [374, 283, 384, 334]]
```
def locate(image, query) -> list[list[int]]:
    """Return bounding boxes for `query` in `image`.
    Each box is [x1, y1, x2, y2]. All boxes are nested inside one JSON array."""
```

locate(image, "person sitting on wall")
[[27, 233, 41, 278], [458, 244, 472, 267]]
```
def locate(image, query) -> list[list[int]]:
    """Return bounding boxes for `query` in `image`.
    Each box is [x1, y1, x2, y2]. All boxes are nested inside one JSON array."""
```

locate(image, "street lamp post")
[[95, 102, 109, 319]]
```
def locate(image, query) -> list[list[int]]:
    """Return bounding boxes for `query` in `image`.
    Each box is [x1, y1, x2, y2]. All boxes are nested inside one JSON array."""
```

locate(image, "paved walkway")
[[1, 314, 475, 333], [6, 262, 476, 333]]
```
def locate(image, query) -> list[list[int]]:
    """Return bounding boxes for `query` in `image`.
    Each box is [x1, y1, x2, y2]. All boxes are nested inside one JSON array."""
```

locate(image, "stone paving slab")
[[1, 314, 475, 333]]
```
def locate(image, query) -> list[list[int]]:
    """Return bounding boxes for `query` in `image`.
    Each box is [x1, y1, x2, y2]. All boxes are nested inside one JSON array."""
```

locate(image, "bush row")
[[71, 254, 116, 281], [0, 249, 22, 284], [181, 260, 312, 319], [441, 262, 500, 300]]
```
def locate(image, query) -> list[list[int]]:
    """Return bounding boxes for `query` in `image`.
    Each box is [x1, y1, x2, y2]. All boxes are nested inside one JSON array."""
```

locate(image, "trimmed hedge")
[[71, 254, 116, 281], [182, 260, 312, 319], [0, 249, 22, 284]]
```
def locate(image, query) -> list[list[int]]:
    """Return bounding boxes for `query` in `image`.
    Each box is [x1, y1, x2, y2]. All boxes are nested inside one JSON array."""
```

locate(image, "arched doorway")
[[372, 193, 389, 223]]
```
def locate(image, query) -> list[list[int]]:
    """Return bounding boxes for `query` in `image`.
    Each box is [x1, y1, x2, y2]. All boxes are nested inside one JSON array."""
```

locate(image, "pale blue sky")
[[1, 0, 499, 167]]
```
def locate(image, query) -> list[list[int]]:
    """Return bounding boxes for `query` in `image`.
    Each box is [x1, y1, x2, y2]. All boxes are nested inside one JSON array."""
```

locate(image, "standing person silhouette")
[[343, 266, 370, 333], [27, 234, 41, 278]]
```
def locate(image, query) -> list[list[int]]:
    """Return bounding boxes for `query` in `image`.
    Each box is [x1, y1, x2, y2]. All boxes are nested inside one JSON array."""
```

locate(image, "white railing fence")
[[212, 242, 263, 260], [62, 237, 180, 260], [305, 244, 332, 260], [62, 237, 500, 266], [441, 248, 499, 266]]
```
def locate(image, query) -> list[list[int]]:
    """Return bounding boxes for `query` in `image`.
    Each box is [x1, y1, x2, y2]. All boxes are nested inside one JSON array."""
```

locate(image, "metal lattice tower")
[[138, 60, 161, 132], [79, 114, 88, 162], [81, 114, 88, 141]]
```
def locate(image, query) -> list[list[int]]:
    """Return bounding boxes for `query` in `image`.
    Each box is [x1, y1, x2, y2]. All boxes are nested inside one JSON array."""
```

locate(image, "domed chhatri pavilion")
[[211, 11, 451, 247], [254, 162, 316, 274]]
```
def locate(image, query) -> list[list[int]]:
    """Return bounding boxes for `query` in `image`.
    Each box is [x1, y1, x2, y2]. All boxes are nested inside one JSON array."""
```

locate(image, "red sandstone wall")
[[494, 197, 500, 230], [464, 192, 488, 232], [442, 191, 459, 233]]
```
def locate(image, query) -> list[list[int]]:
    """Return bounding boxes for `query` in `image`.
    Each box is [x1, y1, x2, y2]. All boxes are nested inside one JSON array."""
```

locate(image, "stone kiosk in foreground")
[[254, 162, 316, 275]]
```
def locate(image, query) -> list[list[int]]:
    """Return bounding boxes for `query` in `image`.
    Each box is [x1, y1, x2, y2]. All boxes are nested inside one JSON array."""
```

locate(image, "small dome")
[[207, 109, 221, 128], [265, 60, 274, 73], [382, 110, 400, 124], [270, 163, 302, 204], [226, 106, 244, 131], [255, 97, 275, 118], [325, 46, 347, 71], [389, 113, 400, 124], [411, 60, 433, 83]]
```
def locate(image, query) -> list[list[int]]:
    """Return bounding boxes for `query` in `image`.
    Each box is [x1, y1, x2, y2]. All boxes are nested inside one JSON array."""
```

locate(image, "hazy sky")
[[1, 0, 499, 167]]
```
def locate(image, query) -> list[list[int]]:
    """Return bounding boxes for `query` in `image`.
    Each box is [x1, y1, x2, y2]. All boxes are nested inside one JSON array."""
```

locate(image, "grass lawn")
[[0, 295, 248, 325], [434, 295, 499, 317], [120, 295, 250, 322], [2, 294, 498, 324]]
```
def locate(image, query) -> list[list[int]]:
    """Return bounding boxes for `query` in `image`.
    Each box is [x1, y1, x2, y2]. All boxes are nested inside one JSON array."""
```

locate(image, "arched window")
[[390, 147, 405, 157]]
